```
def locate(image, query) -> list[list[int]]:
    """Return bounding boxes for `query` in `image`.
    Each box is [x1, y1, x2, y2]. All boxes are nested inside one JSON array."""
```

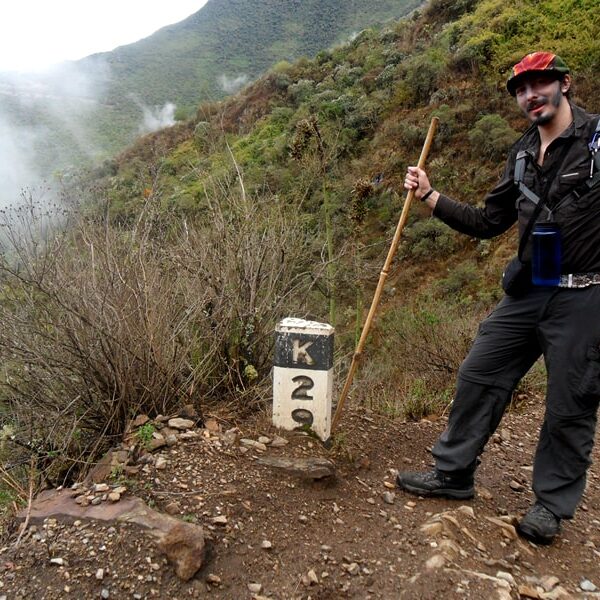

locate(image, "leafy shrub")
[[394, 50, 446, 107], [331, 64, 362, 89], [135, 423, 156, 449], [430, 104, 457, 142], [451, 31, 501, 75], [393, 122, 427, 151], [375, 64, 398, 89], [468, 113, 519, 161], [400, 218, 457, 259], [345, 97, 381, 138], [288, 79, 316, 105], [424, 0, 481, 23]]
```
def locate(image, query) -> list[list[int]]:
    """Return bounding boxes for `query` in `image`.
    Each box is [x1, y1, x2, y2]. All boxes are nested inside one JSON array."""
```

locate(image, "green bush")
[[425, 0, 481, 23], [401, 218, 457, 259], [288, 79, 316, 105], [394, 50, 446, 107], [135, 423, 156, 449], [468, 113, 519, 161]]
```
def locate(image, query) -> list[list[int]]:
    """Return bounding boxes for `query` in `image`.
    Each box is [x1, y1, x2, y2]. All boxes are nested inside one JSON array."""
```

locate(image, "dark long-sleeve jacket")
[[433, 104, 600, 273]]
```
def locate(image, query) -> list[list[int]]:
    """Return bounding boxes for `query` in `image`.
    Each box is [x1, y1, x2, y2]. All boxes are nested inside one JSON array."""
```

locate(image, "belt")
[[558, 273, 600, 288]]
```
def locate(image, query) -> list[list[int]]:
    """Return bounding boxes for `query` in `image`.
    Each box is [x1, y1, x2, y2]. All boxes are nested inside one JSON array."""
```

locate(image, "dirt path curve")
[[1, 397, 599, 599]]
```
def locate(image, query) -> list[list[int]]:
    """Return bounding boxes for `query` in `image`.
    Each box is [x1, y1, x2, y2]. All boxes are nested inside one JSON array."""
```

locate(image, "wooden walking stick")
[[331, 116, 439, 433]]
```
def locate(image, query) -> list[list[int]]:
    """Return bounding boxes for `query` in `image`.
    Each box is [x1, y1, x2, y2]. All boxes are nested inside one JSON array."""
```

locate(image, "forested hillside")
[[1, 0, 599, 494], [86, 0, 599, 414], [0, 0, 419, 194], [94, 0, 422, 111]]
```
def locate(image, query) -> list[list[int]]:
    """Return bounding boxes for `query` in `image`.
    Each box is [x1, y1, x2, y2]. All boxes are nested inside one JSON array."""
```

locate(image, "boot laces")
[[530, 502, 557, 522]]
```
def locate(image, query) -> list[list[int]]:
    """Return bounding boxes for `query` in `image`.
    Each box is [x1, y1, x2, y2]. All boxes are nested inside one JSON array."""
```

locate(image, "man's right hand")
[[404, 166, 431, 199], [404, 166, 439, 208]]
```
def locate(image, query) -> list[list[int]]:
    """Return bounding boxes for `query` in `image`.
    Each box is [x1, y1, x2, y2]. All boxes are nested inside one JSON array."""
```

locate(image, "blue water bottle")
[[532, 222, 561, 286]]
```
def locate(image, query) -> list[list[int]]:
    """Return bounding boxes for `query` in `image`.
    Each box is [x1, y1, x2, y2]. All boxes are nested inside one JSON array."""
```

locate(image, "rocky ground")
[[1, 396, 599, 599]]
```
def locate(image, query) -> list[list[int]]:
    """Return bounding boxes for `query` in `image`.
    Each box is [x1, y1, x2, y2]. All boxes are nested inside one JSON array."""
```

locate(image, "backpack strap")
[[514, 150, 542, 205], [569, 116, 600, 199], [583, 116, 600, 189]]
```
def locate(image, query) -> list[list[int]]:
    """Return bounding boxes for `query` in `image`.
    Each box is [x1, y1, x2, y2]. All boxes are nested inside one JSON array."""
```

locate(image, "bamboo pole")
[[331, 117, 439, 433]]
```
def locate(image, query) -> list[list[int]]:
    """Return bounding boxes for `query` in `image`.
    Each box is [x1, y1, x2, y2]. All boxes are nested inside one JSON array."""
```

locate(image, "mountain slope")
[[2, 0, 599, 550], [88, 0, 599, 410], [0, 0, 420, 203], [94, 0, 422, 109]]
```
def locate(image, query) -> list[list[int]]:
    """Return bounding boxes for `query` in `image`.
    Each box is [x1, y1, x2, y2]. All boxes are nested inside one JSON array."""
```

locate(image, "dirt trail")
[[1, 398, 599, 599]]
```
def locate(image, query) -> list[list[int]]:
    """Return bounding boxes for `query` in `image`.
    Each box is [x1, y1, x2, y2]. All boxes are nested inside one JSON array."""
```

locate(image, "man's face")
[[514, 74, 566, 125]]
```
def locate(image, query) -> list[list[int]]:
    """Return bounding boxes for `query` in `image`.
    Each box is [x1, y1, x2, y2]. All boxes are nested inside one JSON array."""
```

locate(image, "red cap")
[[506, 52, 569, 95]]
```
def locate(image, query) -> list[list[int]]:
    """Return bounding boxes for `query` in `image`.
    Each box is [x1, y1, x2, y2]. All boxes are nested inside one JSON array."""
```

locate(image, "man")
[[398, 51, 600, 545]]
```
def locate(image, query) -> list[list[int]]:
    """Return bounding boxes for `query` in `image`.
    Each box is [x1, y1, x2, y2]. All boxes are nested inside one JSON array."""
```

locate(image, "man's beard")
[[526, 86, 563, 125]]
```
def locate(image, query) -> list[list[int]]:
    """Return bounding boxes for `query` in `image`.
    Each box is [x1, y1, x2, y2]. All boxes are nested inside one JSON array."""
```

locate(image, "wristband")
[[421, 188, 435, 202]]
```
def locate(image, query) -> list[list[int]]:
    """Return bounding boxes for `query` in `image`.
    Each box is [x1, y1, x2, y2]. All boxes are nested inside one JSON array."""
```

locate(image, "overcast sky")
[[0, 1, 209, 72]]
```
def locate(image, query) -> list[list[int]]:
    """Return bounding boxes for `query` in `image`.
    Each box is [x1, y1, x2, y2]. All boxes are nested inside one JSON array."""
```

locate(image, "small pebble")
[[382, 491, 395, 505]]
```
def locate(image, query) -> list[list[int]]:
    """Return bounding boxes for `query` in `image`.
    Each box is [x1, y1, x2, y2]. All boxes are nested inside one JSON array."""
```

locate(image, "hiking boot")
[[396, 469, 475, 499], [517, 502, 561, 545]]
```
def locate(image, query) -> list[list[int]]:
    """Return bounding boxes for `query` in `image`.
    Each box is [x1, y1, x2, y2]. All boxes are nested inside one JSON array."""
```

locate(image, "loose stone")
[[425, 554, 446, 570], [270, 435, 288, 447], [240, 439, 267, 451], [496, 571, 515, 585], [580, 579, 597, 592], [168, 418, 195, 430], [211, 515, 228, 525], [382, 492, 395, 505]]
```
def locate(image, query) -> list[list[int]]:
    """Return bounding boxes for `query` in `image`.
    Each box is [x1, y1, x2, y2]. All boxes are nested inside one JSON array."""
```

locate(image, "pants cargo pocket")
[[577, 346, 600, 405]]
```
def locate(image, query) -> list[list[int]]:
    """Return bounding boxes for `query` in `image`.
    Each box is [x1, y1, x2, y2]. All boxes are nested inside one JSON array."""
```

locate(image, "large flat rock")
[[18, 489, 205, 581], [20, 489, 142, 524]]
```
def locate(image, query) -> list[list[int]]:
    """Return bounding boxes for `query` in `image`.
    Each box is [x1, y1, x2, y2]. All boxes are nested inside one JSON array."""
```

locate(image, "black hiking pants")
[[433, 285, 600, 518]]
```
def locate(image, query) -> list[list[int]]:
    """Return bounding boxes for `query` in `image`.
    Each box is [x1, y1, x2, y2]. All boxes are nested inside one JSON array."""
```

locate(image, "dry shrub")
[[358, 299, 484, 420], [0, 174, 316, 485]]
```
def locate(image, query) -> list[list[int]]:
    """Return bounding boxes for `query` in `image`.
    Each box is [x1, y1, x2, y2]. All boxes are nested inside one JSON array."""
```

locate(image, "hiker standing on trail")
[[398, 51, 600, 545]]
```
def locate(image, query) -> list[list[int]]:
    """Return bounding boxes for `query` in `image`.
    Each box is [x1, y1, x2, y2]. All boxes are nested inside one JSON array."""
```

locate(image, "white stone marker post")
[[273, 318, 334, 441]]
